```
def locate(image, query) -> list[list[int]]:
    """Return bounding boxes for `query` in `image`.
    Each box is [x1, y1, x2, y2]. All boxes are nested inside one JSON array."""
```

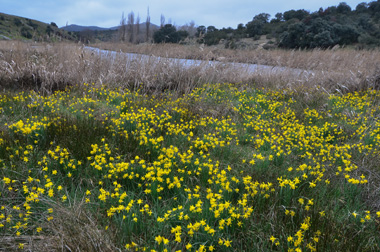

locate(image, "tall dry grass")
[[0, 41, 252, 94], [0, 41, 379, 95], [0, 196, 119, 251], [95, 42, 380, 91], [94, 41, 380, 72]]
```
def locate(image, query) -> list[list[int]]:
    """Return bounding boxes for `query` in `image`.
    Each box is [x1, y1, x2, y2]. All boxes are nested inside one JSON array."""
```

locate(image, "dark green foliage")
[[203, 30, 227, 45], [273, 13, 284, 23], [207, 26, 217, 33], [78, 29, 95, 43], [312, 31, 335, 48], [246, 19, 264, 37], [50, 22, 58, 28], [358, 33, 379, 45], [46, 25, 54, 35], [333, 24, 359, 44], [254, 13, 271, 23], [278, 22, 306, 48], [13, 18, 22, 26], [283, 9, 310, 21], [337, 2, 352, 14], [234, 24, 247, 38], [28, 19, 39, 30], [368, 1, 380, 14], [195, 25, 236, 46], [177, 30, 189, 40], [21, 27, 33, 39], [196, 25, 206, 37], [0, 13, 77, 42], [273, 1, 380, 49], [246, 13, 271, 37], [358, 14, 374, 30], [356, 2, 369, 13], [196, 0, 380, 49], [278, 17, 360, 48], [237, 23, 245, 31], [153, 24, 188, 43]]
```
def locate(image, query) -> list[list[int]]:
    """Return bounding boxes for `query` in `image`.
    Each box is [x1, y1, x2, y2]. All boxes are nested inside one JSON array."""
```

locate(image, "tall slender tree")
[[160, 14, 165, 28], [128, 11, 135, 43], [146, 7, 151, 42], [119, 12, 127, 42], [136, 13, 140, 43]]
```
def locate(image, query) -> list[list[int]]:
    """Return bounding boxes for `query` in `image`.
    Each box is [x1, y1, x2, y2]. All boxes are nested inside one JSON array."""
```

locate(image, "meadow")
[[0, 42, 380, 251]]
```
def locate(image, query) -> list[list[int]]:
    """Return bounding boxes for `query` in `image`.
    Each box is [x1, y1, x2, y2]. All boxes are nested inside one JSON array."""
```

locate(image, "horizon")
[[1, 0, 367, 29]]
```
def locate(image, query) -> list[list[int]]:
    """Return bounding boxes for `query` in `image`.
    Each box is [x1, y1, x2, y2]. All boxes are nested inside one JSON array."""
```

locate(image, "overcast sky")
[[1, 0, 367, 29]]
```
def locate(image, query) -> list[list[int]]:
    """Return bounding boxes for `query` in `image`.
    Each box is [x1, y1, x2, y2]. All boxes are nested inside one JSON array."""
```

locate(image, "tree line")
[[153, 1, 380, 49], [117, 10, 196, 44], [75, 1, 380, 49]]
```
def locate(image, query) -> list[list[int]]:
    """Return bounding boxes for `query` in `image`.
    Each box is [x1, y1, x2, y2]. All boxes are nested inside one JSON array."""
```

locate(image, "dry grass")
[[0, 41, 253, 95], [94, 42, 380, 91], [94, 41, 380, 72], [44, 198, 120, 252], [0, 196, 119, 252], [1, 41, 379, 95], [0, 235, 59, 251]]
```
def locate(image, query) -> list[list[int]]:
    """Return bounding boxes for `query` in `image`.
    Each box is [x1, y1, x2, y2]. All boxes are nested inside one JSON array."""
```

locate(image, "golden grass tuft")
[[43, 197, 119, 252]]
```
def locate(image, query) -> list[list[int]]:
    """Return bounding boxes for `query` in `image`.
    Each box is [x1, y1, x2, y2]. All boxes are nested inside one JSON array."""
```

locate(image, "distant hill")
[[65, 22, 160, 43], [61, 23, 158, 32], [62, 24, 119, 32], [0, 12, 76, 41]]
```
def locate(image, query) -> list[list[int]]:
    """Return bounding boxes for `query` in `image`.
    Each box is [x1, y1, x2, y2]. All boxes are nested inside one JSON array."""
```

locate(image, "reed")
[[1, 41, 379, 95]]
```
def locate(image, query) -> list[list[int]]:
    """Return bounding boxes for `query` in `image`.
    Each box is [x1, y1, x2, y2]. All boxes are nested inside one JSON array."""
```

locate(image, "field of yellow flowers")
[[1, 83, 380, 251]]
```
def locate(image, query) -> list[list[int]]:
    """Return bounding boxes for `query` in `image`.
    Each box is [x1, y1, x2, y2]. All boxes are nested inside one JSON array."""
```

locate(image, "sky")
[[1, 0, 368, 29]]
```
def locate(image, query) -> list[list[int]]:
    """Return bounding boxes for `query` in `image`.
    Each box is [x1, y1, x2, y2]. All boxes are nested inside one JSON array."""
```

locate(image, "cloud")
[[1, 0, 366, 28]]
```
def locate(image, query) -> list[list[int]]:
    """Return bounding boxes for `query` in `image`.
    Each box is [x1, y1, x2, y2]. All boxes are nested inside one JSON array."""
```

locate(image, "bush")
[[153, 24, 183, 43], [13, 18, 22, 26], [253, 35, 261, 41], [46, 25, 54, 35], [28, 20, 39, 30], [203, 30, 228, 45], [21, 27, 33, 39]]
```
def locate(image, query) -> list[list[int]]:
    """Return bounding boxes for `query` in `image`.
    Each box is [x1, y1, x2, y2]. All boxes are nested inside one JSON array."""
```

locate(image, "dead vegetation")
[[0, 41, 379, 95], [0, 196, 119, 252]]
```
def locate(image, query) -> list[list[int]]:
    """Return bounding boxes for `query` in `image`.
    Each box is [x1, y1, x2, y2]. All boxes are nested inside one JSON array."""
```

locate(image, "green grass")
[[0, 83, 379, 251], [0, 12, 75, 41]]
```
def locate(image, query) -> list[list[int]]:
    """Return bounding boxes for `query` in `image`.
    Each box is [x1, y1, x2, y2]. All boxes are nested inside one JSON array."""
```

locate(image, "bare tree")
[[136, 13, 140, 43], [188, 20, 196, 37], [160, 14, 165, 28], [127, 11, 135, 43], [146, 7, 151, 42], [119, 12, 127, 42], [179, 20, 197, 37]]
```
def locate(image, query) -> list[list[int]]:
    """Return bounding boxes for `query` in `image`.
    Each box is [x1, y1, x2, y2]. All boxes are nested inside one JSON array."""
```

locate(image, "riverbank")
[[1, 41, 379, 94]]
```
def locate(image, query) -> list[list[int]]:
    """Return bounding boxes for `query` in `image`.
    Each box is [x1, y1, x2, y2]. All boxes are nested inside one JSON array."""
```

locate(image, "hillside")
[[196, 1, 380, 49], [62, 24, 119, 32], [0, 12, 76, 41]]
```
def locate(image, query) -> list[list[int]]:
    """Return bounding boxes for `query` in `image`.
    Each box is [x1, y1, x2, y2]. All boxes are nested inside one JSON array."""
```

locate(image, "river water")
[[85, 46, 312, 77]]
